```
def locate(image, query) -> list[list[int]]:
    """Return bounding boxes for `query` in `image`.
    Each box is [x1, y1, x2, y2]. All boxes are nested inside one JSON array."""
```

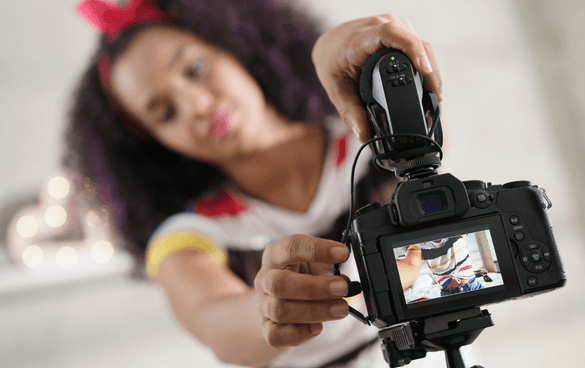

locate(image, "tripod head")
[[378, 307, 492, 368]]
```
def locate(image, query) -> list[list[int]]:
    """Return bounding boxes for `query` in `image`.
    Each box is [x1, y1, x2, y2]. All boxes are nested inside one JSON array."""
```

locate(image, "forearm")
[[183, 288, 288, 367], [397, 247, 423, 290], [156, 252, 288, 367]]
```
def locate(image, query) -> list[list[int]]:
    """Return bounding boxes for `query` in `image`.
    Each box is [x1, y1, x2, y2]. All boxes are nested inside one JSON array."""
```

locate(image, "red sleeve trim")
[[194, 188, 249, 219], [333, 131, 350, 169]]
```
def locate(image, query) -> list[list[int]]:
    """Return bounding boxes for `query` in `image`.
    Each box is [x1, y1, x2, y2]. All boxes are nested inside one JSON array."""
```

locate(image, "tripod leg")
[[445, 348, 466, 368]]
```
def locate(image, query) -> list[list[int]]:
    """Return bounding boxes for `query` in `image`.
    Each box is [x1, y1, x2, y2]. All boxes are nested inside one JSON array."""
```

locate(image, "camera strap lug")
[[540, 188, 553, 209]]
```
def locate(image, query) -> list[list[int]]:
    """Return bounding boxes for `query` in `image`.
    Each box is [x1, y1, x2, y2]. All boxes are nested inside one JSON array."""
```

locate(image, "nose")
[[179, 82, 216, 122]]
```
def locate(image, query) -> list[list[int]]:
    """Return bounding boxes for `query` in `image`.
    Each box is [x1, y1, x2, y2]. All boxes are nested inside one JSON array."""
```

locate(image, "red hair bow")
[[75, 0, 167, 41]]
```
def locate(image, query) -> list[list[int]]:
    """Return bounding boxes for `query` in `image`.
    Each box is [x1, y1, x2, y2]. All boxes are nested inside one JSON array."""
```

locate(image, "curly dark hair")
[[63, 0, 336, 267]]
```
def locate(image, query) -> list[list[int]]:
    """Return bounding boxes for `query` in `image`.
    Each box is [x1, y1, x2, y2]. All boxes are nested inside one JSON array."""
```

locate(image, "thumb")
[[330, 76, 370, 143]]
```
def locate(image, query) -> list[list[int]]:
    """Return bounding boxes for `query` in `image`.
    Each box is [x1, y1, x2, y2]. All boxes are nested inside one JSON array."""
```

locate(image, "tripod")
[[378, 308, 493, 368]]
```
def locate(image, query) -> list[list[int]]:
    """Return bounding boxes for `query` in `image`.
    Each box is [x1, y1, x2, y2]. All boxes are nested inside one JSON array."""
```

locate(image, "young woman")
[[67, 0, 442, 366]]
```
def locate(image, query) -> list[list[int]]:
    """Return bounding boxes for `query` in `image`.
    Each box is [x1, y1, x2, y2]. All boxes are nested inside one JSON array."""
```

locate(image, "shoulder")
[[325, 118, 352, 169], [324, 117, 370, 174], [149, 186, 252, 243], [145, 186, 250, 278], [188, 186, 251, 219]]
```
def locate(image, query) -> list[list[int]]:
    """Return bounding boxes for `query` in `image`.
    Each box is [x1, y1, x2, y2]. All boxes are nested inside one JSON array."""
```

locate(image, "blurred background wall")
[[1, 0, 583, 367]]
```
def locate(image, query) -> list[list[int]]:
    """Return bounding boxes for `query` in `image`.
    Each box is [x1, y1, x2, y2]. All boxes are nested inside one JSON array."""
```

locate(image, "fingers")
[[259, 269, 348, 300], [315, 14, 441, 143], [377, 20, 432, 75], [308, 261, 335, 276], [331, 78, 370, 143], [260, 298, 349, 324], [333, 20, 427, 141], [337, 16, 432, 79], [262, 320, 323, 348], [418, 41, 441, 103], [255, 235, 353, 347], [260, 297, 348, 348], [262, 234, 350, 269]]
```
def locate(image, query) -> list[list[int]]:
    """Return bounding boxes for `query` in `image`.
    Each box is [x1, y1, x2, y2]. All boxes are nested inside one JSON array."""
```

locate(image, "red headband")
[[75, 0, 167, 41], [76, 0, 169, 87], [75, 0, 168, 140]]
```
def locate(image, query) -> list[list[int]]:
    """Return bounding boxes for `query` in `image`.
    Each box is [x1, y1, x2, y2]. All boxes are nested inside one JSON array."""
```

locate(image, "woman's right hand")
[[254, 234, 351, 347], [312, 14, 442, 143]]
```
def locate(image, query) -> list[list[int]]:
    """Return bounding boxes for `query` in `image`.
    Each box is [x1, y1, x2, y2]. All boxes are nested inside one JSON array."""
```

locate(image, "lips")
[[208, 108, 232, 141]]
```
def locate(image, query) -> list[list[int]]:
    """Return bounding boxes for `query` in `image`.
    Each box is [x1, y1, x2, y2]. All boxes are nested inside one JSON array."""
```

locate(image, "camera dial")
[[462, 180, 488, 190], [503, 181, 533, 189]]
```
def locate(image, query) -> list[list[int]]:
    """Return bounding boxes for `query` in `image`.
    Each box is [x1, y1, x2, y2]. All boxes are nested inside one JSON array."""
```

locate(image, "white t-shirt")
[[147, 121, 451, 367], [416, 238, 475, 286]]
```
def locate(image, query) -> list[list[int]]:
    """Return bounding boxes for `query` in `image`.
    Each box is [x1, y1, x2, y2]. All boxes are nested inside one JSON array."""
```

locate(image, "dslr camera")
[[340, 49, 566, 367]]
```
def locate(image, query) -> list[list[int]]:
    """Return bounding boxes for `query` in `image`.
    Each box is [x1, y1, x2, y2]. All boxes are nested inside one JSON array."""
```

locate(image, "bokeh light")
[[47, 176, 70, 199], [44, 205, 67, 228], [16, 215, 38, 238], [91, 241, 114, 264], [22, 245, 44, 268], [85, 210, 102, 228], [55, 246, 77, 269]]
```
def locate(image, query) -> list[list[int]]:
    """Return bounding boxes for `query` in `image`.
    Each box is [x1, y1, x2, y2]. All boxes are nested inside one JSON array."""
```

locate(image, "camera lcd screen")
[[393, 227, 503, 305], [381, 215, 521, 320]]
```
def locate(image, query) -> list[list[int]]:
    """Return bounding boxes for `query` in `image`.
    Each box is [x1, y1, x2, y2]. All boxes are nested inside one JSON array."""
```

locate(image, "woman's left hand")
[[312, 14, 442, 143]]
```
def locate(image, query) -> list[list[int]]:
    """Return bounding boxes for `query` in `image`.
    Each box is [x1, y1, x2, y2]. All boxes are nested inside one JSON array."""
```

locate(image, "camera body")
[[350, 177, 566, 328], [350, 48, 566, 330]]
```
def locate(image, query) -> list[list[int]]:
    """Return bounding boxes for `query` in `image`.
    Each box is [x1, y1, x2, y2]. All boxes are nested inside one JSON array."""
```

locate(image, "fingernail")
[[352, 124, 361, 141], [331, 247, 348, 262], [419, 54, 433, 74], [311, 323, 323, 334], [330, 280, 348, 296], [330, 302, 349, 317]]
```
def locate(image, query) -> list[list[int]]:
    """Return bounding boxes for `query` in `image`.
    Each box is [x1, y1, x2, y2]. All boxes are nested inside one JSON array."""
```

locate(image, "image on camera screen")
[[394, 229, 505, 305]]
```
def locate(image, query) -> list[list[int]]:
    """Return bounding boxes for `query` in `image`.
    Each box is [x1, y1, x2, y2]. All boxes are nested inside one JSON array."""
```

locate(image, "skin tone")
[[399, 244, 472, 292], [397, 247, 423, 291], [110, 26, 326, 213], [110, 15, 442, 367], [313, 14, 442, 143]]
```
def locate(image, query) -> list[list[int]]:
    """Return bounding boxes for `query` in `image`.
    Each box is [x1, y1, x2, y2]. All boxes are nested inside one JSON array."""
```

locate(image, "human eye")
[[186, 60, 205, 78], [160, 104, 176, 123]]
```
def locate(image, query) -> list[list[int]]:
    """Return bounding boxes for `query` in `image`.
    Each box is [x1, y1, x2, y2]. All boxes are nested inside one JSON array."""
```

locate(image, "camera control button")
[[532, 263, 546, 272], [392, 79, 400, 87], [510, 215, 521, 225], [527, 276, 538, 287], [476, 193, 488, 203], [543, 248, 552, 262], [514, 231, 525, 241], [530, 251, 543, 263], [521, 252, 530, 267], [525, 242, 540, 251], [470, 190, 491, 208]]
